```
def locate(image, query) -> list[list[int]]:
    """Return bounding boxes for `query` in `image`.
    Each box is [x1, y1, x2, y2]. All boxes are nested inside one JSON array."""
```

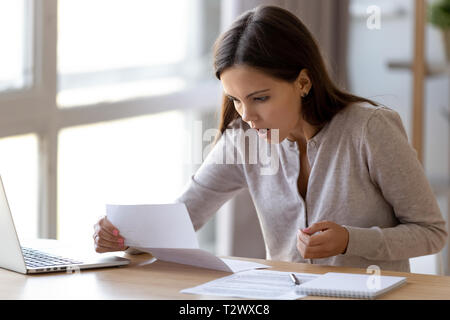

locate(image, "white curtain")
[[215, 0, 350, 259]]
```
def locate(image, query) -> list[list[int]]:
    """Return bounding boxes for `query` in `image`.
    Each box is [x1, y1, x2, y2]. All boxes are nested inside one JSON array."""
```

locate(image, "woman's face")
[[220, 65, 308, 143]]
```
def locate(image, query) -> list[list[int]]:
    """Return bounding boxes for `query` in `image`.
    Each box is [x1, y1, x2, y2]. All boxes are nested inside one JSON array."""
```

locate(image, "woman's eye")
[[254, 96, 269, 102], [230, 98, 241, 105]]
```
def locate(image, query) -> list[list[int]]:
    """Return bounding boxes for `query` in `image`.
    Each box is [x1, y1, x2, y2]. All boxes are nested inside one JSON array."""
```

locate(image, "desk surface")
[[1, 240, 450, 300]]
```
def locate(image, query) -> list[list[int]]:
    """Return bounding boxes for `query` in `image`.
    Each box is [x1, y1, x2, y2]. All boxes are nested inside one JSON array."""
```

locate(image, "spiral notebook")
[[296, 272, 407, 299]]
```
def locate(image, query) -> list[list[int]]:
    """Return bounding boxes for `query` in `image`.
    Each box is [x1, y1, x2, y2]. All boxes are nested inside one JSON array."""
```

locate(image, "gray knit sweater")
[[174, 102, 447, 272]]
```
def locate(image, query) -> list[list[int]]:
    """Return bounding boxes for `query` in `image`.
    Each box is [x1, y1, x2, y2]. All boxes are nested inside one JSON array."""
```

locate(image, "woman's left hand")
[[296, 221, 349, 259]]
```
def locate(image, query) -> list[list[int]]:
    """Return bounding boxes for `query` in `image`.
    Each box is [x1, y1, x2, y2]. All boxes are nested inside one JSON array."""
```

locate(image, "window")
[[57, 111, 188, 244], [0, 1, 222, 243], [0, 134, 38, 241], [58, 0, 195, 107], [0, 0, 33, 93]]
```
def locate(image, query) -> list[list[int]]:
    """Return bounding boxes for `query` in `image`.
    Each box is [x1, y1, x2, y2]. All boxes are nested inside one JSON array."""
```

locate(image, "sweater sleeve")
[[174, 126, 248, 231], [343, 107, 448, 261]]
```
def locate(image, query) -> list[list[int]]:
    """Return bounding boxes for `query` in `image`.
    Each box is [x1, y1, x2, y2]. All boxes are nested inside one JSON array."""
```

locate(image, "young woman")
[[93, 6, 447, 272]]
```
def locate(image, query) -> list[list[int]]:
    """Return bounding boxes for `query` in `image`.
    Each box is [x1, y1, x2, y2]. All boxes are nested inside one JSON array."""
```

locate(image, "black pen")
[[290, 273, 301, 285]]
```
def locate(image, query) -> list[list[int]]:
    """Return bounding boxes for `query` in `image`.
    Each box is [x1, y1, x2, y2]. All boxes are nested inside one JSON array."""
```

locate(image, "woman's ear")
[[296, 69, 312, 97]]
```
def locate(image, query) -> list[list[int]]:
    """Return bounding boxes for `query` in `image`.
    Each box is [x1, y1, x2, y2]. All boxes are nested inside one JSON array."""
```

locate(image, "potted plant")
[[428, 0, 450, 63]]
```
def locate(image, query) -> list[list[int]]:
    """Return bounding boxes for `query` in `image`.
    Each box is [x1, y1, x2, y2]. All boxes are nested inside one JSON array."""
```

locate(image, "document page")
[[181, 269, 320, 300], [106, 203, 269, 273], [106, 203, 198, 248]]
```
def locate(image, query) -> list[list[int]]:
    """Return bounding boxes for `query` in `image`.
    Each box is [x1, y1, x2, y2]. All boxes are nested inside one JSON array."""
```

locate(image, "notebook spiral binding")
[[298, 288, 375, 299]]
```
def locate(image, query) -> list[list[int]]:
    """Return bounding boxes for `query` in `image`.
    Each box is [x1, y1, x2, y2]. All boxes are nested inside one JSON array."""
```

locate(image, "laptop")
[[0, 176, 130, 274]]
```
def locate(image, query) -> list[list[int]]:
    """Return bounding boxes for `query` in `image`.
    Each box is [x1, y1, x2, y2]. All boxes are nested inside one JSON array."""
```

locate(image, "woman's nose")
[[241, 106, 257, 123]]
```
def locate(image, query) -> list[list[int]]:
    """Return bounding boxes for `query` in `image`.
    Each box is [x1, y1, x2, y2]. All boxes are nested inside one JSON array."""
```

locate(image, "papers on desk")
[[106, 203, 269, 273], [181, 270, 320, 300], [181, 270, 407, 300]]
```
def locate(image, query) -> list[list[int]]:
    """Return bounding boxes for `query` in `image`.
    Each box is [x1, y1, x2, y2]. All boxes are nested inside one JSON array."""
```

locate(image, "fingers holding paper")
[[93, 216, 127, 253], [296, 221, 349, 259]]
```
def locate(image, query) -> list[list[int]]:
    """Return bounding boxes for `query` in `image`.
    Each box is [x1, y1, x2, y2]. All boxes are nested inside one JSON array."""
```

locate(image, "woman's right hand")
[[93, 216, 127, 253]]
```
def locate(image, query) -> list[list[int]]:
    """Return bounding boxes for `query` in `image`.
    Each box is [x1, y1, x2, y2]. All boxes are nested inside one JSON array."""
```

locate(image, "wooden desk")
[[1, 240, 450, 300]]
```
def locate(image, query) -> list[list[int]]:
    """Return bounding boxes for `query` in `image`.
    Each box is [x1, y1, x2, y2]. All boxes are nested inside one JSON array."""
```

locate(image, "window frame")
[[0, 0, 221, 239]]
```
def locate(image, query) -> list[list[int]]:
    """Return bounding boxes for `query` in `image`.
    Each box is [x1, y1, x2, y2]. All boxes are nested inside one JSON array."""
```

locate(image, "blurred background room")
[[0, 0, 448, 275]]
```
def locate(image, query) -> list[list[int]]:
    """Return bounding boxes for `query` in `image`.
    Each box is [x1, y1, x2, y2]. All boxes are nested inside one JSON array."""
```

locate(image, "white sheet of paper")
[[135, 247, 269, 273], [107, 203, 199, 249], [106, 203, 269, 273], [181, 269, 320, 300]]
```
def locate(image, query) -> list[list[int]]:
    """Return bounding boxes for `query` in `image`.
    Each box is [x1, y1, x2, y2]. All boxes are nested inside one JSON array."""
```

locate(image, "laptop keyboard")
[[22, 247, 83, 268]]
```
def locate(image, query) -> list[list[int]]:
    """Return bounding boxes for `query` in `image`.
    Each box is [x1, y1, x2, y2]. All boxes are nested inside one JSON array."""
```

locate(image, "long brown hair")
[[213, 5, 377, 141]]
